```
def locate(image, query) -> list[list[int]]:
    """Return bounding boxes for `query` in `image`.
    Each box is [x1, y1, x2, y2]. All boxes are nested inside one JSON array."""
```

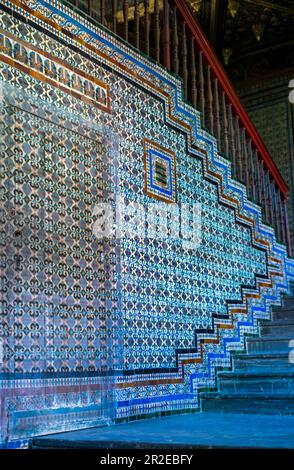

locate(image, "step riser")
[[219, 379, 294, 393], [247, 340, 291, 354], [283, 299, 294, 308], [233, 359, 291, 371], [201, 398, 294, 415], [260, 325, 294, 337], [273, 312, 294, 321]]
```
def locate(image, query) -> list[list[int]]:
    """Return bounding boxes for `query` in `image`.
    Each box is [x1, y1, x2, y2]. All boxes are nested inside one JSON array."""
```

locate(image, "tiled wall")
[[0, 0, 294, 448]]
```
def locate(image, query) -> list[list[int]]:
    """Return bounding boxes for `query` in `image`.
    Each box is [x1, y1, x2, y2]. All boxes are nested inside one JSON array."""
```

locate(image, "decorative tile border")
[[0, 27, 110, 112]]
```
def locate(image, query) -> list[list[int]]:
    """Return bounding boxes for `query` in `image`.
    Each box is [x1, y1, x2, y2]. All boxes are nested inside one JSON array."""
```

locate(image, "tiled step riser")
[[233, 358, 291, 372], [201, 398, 294, 415], [260, 324, 294, 337], [247, 340, 291, 354], [219, 378, 294, 393]]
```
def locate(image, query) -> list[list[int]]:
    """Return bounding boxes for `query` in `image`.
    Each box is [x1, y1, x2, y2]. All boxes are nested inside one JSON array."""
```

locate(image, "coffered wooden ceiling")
[[188, 0, 294, 83]]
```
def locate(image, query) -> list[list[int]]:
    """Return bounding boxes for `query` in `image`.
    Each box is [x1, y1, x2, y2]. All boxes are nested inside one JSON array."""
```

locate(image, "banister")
[[171, 0, 288, 197]]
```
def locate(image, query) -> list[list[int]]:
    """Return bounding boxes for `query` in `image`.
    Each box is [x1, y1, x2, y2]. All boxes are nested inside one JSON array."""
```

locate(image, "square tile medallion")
[[144, 138, 177, 204]]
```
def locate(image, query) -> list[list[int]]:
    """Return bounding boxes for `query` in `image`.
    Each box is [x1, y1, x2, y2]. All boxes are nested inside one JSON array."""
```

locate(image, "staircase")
[[201, 295, 294, 415]]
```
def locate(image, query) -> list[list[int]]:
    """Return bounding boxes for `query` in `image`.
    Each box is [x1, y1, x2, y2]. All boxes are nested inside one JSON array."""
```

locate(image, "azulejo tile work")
[[0, 80, 120, 445], [0, 28, 110, 112], [0, 0, 294, 448]]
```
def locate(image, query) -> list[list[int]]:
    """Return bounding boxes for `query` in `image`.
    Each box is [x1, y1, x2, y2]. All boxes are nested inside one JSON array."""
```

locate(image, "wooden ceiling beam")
[[241, 0, 294, 15]]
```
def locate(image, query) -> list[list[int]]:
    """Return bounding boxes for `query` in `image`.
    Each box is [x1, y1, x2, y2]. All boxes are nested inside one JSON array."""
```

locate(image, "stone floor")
[[30, 412, 294, 449]]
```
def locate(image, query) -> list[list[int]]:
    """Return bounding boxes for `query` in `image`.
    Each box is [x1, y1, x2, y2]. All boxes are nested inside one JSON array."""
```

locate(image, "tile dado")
[[0, 0, 294, 447]]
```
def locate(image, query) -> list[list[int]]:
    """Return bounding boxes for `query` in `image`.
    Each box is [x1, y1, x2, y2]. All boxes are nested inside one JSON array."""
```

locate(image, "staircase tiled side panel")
[[0, 0, 294, 447]]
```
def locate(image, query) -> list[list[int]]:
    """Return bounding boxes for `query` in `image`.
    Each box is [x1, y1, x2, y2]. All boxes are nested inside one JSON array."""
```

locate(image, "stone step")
[[246, 336, 292, 354], [201, 295, 294, 416], [272, 305, 294, 310], [260, 319, 294, 338], [201, 392, 294, 415], [232, 352, 291, 371], [218, 371, 294, 393], [272, 306, 294, 321], [283, 295, 294, 308]]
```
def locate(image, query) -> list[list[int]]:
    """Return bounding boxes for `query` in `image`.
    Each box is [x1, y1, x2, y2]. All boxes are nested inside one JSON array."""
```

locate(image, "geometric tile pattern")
[[0, 81, 118, 442], [0, 0, 294, 447]]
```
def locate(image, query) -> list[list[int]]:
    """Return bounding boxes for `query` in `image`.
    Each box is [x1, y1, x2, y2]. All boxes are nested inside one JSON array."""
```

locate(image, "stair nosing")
[[247, 337, 292, 343], [218, 371, 294, 379], [234, 352, 289, 360], [272, 306, 294, 313], [261, 320, 294, 326], [200, 392, 294, 399]]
